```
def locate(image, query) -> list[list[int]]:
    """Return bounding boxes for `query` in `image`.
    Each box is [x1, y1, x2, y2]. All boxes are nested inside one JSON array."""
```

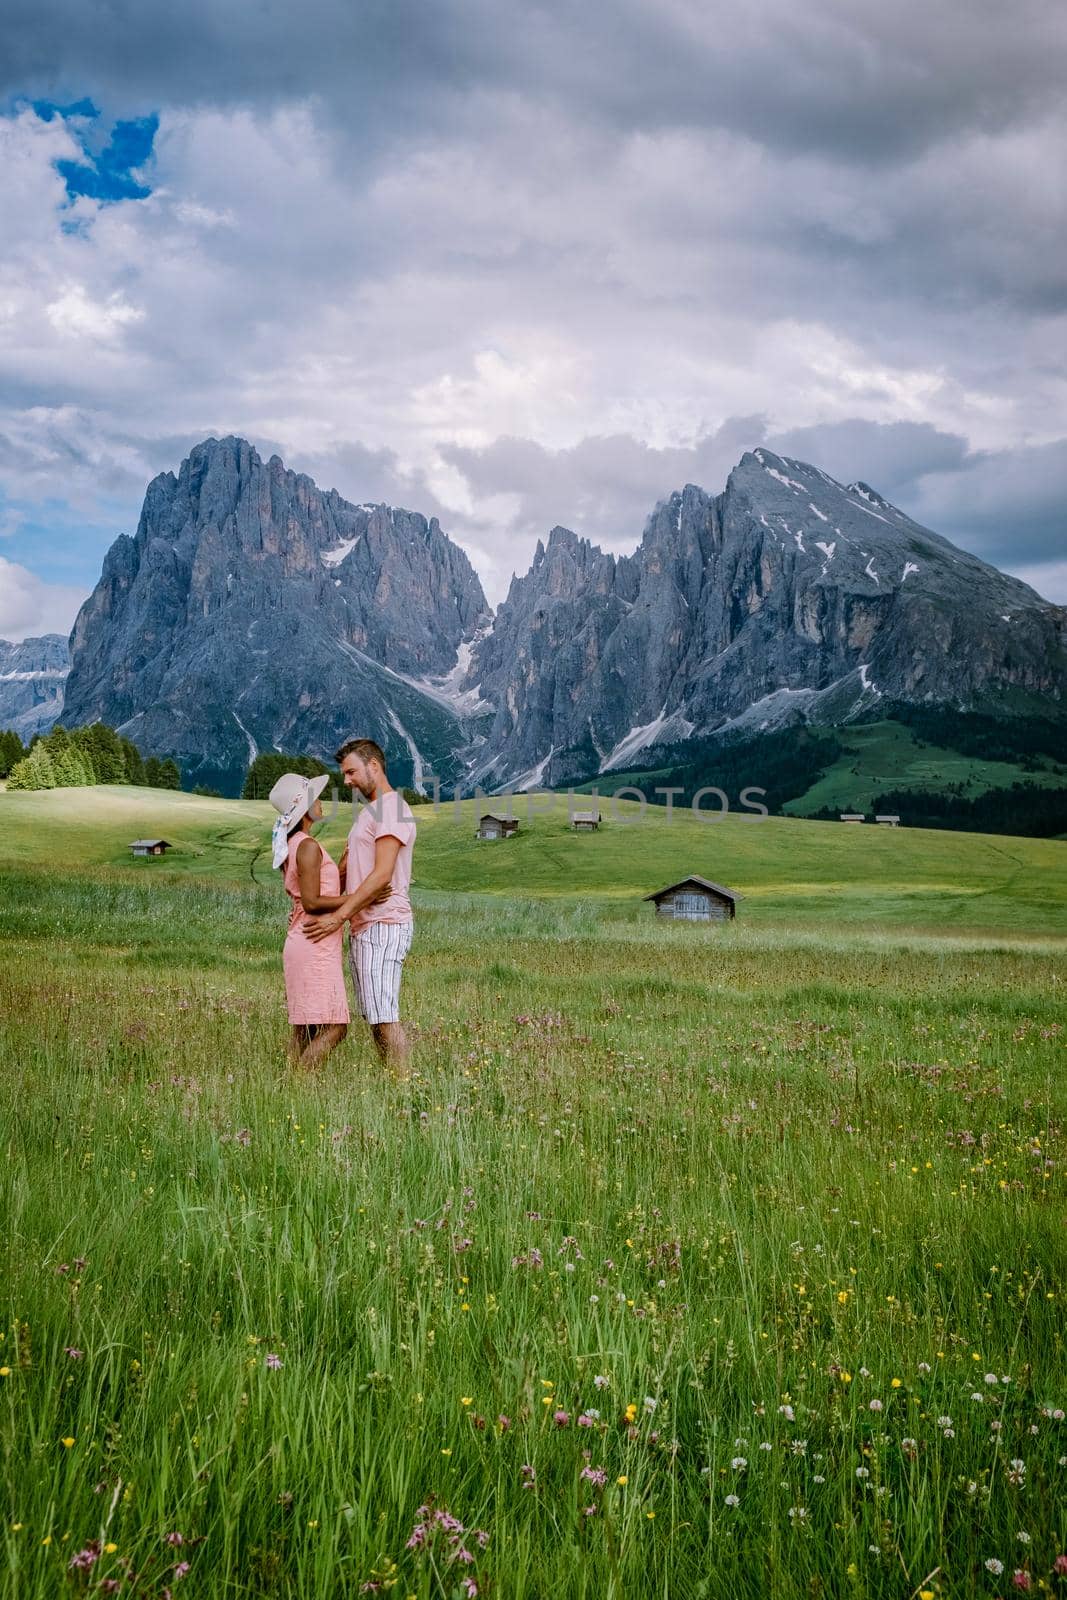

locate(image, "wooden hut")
[[130, 838, 172, 858], [839, 813, 865, 824], [475, 813, 519, 840], [643, 875, 741, 922], [875, 814, 900, 826], [571, 809, 600, 831]]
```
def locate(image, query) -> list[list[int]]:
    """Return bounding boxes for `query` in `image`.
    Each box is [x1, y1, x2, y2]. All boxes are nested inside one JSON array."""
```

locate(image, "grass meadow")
[[1, 788, 1064, 1598]]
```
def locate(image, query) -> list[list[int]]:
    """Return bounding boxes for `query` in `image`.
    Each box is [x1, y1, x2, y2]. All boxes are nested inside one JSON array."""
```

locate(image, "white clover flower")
[[724, 1493, 740, 1507], [984, 1558, 1004, 1575], [855, 1466, 870, 1479]]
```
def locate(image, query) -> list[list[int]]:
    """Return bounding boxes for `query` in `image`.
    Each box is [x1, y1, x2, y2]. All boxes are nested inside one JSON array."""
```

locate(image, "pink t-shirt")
[[347, 789, 417, 930]]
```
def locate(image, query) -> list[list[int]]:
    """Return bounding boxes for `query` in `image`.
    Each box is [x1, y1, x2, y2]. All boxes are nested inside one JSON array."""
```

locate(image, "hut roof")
[[130, 838, 172, 848], [643, 874, 742, 903], [571, 810, 600, 822]]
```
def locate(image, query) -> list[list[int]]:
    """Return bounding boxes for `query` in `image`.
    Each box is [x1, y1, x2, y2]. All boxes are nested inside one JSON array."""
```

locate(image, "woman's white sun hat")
[[269, 772, 331, 868]]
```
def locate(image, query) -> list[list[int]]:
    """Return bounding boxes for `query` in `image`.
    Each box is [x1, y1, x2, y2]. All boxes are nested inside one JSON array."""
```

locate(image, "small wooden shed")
[[875, 814, 900, 827], [643, 875, 741, 922], [476, 813, 519, 840], [130, 838, 172, 858], [571, 809, 600, 831], [839, 813, 865, 824]]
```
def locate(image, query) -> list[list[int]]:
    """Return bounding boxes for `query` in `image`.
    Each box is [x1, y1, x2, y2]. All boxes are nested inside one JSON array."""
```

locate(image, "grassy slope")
[[783, 720, 1067, 816], [2, 783, 1066, 937]]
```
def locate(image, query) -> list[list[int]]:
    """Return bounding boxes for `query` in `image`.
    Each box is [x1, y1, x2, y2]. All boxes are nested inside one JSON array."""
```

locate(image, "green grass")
[[3, 784, 1067, 936], [1, 790, 1065, 1597]]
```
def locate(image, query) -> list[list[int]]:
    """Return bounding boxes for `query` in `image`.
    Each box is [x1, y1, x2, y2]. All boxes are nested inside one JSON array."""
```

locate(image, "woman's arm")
[[295, 836, 342, 913], [303, 835, 401, 942]]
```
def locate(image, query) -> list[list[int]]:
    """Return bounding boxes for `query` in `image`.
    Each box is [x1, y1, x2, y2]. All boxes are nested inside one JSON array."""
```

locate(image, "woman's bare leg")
[[298, 1023, 347, 1070], [288, 1025, 309, 1063]]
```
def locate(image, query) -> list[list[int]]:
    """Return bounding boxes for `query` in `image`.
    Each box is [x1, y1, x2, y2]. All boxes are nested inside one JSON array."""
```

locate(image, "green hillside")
[[783, 719, 1067, 817], [3, 782, 1065, 937]]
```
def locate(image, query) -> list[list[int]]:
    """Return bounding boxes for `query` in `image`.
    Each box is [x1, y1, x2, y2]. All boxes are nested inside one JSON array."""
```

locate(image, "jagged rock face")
[[63, 437, 491, 792], [0, 634, 69, 737], [61, 437, 1066, 795], [463, 450, 1066, 785]]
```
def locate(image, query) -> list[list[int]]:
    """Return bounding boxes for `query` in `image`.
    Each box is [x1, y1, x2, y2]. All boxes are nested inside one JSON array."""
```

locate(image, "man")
[[304, 738, 416, 1066]]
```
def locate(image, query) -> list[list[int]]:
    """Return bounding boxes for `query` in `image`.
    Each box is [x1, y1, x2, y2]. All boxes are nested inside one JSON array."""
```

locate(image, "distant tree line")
[[1, 723, 182, 792], [809, 782, 1067, 838], [574, 726, 846, 811]]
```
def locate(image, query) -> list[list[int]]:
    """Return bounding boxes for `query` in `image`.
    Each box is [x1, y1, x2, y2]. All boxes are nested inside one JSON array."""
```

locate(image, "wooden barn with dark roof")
[[643, 875, 741, 922]]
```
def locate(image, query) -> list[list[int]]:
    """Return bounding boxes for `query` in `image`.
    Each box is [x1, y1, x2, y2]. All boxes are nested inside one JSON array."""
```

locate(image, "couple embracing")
[[269, 738, 416, 1071]]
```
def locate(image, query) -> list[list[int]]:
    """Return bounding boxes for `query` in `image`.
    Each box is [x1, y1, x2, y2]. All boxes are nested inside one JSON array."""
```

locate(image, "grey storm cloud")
[[0, 0, 1064, 635], [5, 0, 1067, 163]]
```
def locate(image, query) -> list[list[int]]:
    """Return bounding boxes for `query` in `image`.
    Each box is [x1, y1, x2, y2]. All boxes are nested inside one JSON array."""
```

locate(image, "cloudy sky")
[[1, 0, 1065, 639]]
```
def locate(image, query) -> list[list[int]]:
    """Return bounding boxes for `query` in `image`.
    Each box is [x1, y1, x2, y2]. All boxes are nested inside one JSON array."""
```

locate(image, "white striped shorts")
[[348, 920, 413, 1025]]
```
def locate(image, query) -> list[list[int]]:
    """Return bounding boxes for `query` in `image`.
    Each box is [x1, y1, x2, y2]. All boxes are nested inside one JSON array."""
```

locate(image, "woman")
[[269, 772, 349, 1069]]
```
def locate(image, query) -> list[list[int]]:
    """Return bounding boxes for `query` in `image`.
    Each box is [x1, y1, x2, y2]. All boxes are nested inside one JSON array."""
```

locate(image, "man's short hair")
[[335, 737, 387, 770]]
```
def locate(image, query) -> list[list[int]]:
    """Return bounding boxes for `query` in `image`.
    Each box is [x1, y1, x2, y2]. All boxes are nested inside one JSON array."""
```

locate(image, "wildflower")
[[552, 1410, 569, 1428], [855, 1467, 870, 1480], [643, 1397, 657, 1413], [787, 1506, 807, 1522], [593, 1374, 609, 1390], [868, 1399, 883, 1412], [173, 1562, 191, 1580], [580, 1466, 606, 1487], [890, 1378, 902, 1388], [497, 1415, 511, 1431], [69, 1544, 100, 1570], [791, 1440, 808, 1455], [64, 1347, 83, 1360], [778, 1404, 795, 1421], [917, 1362, 931, 1374], [1053, 1555, 1067, 1575], [165, 1533, 184, 1546], [460, 1397, 473, 1407], [986, 1373, 998, 1385], [61, 1437, 75, 1449], [1012, 1572, 1031, 1591], [265, 1353, 283, 1370], [919, 1592, 935, 1600], [985, 1559, 1004, 1575], [0, 1368, 9, 1378], [616, 1475, 628, 1486], [1016, 1531, 1031, 1544], [577, 1411, 598, 1428], [730, 1457, 747, 1472], [582, 1504, 598, 1517], [812, 1474, 825, 1483], [520, 1464, 536, 1489], [1007, 1459, 1026, 1486], [724, 1493, 740, 1507]]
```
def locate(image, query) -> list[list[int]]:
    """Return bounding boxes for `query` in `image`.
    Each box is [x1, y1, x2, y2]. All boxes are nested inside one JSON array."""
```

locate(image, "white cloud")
[[0, 555, 86, 641]]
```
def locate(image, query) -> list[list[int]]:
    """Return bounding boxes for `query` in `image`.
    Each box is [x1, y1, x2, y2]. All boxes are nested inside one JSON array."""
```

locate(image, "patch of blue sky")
[[22, 97, 158, 204], [0, 490, 140, 588]]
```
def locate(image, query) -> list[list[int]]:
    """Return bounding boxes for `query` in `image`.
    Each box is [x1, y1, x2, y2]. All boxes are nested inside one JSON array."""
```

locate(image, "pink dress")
[[282, 832, 350, 1026]]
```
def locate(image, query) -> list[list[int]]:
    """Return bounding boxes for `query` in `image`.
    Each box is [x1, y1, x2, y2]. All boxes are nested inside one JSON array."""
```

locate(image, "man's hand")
[[304, 912, 344, 942]]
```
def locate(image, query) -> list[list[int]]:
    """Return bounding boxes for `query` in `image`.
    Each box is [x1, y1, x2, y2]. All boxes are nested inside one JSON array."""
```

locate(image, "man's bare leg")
[[299, 1023, 347, 1071], [288, 1025, 309, 1064], [371, 1021, 410, 1068]]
